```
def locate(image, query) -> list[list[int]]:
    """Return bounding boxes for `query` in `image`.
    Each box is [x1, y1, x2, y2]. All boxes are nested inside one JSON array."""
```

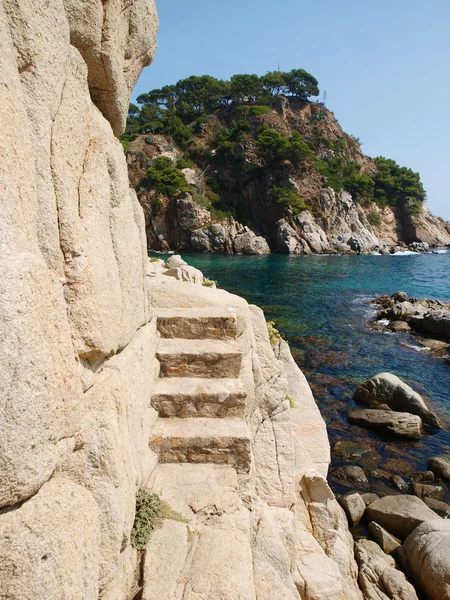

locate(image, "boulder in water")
[[353, 372, 442, 429]]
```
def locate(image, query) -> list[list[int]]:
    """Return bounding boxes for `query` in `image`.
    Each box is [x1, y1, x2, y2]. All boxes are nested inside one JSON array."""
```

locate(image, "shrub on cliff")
[[273, 186, 310, 214], [147, 157, 190, 197], [373, 157, 425, 214], [257, 128, 290, 162]]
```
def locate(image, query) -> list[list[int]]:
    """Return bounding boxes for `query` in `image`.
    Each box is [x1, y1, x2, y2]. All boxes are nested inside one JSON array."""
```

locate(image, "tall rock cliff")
[[125, 97, 450, 254], [0, 0, 158, 596], [0, 2, 410, 599]]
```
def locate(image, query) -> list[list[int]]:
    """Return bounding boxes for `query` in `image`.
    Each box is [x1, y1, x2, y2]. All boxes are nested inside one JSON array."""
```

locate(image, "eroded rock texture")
[[0, 1, 368, 598], [0, 0, 157, 597]]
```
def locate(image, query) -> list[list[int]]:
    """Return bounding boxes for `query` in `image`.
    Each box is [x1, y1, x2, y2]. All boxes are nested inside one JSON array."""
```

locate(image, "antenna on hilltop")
[[277, 60, 280, 72]]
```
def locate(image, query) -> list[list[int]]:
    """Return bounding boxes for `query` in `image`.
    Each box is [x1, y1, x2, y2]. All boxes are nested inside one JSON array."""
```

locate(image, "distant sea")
[[154, 250, 450, 497]]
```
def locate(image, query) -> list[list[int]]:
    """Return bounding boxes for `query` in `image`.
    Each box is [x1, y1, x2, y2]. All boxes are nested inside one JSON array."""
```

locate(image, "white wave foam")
[[400, 342, 430, 352], [376, 319, 390, 326]]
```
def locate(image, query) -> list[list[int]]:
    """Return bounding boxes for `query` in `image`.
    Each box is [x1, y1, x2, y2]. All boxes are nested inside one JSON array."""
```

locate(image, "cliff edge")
[[125, 91, 450, 254], [0, 1, 415, 599]]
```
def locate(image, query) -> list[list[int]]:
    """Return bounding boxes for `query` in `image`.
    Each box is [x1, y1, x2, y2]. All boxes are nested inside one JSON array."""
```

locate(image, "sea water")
[[156, 251, 450, 494]]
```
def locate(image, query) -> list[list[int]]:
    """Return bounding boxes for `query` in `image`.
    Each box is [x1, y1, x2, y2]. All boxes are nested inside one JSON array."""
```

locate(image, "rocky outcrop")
[[353, 372, 442, 429], [126, 102, 450, 255], [355, 539, 419, 600], [0, 4, 363, 593], [145, 269, 363, 600], [365, 495, 440, 540], [347, 408, 422, 440]]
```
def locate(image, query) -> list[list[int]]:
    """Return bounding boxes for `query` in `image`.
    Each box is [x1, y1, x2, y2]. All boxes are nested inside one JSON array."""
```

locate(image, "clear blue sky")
[[133, 0, 450, 221]]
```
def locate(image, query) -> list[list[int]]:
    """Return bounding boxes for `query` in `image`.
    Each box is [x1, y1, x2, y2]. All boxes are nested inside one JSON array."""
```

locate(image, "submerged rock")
[[412, 482, 445, 501], [353, 372, 442, 429], [331, 465, 369, 487], [428, 455, 450, 482], [390, 475, 410, 491]]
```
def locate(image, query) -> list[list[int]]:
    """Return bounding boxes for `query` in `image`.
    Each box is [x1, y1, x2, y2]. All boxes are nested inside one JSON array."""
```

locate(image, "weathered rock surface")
[[354, 372, 441, 428], [368, 522, 402, 555], [429, 455, 450, 481], [366, 495, 440, 539], [423, 497, 450, 519], [355, 539, 419, 600], [413, 482, 445, 501], [404, 519, 450, 600], [422, 309, 450, 340], [347, 408, 422, 439], [340, 493, 366, 524]]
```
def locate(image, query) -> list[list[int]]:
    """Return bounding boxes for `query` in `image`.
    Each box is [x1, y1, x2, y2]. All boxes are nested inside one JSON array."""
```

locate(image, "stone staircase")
[[150, 308, 252, 473]]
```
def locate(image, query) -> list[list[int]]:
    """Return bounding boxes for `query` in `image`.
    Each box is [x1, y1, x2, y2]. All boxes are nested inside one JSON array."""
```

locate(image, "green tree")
[[373, 157, 426, 214], [262, 71, 287, 96], [273, 187, 310, 213], [289, 131, 313, 161], [230, 74, 263, 102], [147, 157, 190, 196], [284, 69, 319, 99], [256, 128, 290, 162]]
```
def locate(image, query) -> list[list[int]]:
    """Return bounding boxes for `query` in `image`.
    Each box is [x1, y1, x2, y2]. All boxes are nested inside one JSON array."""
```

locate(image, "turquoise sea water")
[[156, 251, 450, 496]]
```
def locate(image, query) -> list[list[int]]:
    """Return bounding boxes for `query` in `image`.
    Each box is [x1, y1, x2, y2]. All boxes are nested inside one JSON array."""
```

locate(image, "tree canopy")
[[124, 68, 320, 141]]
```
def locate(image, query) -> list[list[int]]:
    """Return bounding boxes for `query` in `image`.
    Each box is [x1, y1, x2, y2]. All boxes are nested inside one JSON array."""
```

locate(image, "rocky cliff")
[[126, 97, 450, 254], [0, 1, 365, 599], [1, 1, 442, 599]]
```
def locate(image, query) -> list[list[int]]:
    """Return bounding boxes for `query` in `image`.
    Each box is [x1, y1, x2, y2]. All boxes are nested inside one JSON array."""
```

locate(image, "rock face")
[[0, 5, 364, 597], [404, 519, 450, 600], [355, 539, 419, 600], [366, 495, 440, 539], [126, 103, 450, 255], [354, 372, 442, 428], [347, 408, 422, 440], [429, 456, 450, 482]]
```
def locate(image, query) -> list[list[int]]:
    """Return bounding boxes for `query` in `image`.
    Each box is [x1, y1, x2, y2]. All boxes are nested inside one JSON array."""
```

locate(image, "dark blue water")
[[156, 251, 450, 495]]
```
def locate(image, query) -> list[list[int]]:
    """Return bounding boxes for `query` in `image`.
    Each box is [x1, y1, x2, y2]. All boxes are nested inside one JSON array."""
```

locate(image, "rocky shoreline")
[[371, 291, 450, 363], [329, 371, 450, 599]]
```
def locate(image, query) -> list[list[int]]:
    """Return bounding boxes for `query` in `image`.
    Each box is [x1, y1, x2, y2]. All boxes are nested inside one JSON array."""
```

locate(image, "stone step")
[[150, 418, 252, 473], [156, 339, 242, 379], [155, 307, 237, 340], [152, 378, 246, 418]]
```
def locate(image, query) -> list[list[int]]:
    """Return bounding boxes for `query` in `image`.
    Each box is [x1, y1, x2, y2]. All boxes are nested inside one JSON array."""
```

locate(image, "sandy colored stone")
[[274, 340, 330, 477], [157, 338, 243, 378], [366, 495, 440, 539], [355, 539, 419, 600], [369, 522, 401, 554], [405, 519, 450, 600], [142, 520, 189, 600], [156, 306, 237, 340], [340, 493, 366, 524], [0, 477, 100, 599], [64, 0, 158, 135], [151, 417, 252, 473], [152, 377, 246, 418]]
